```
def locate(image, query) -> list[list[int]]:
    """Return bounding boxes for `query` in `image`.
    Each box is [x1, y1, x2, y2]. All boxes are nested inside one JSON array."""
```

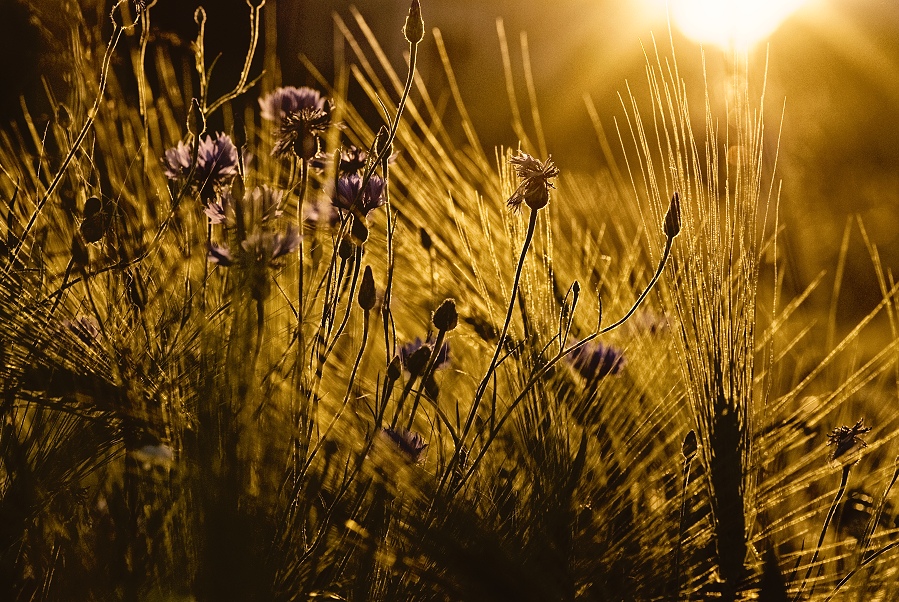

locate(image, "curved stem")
[[463, 208, 538, 442], [674, 457, 694, 599], [794, 464, 851, 601]]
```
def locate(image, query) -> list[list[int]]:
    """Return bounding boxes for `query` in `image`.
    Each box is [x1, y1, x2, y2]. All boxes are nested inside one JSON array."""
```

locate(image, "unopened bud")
[[432, 298, 458, 331], [387, 355, 402, 381], [682, 429, 697, 462], [406, 344, 431, 376], [420, 227, 432, 251], [403, 0, 425, 44], [358, 265, 376, 311], [664, 191, 681, 239], [338, 238, 354, 260]]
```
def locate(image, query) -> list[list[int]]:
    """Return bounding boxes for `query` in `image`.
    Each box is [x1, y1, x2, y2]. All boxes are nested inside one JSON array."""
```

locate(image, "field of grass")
[[1, 1, 898, 600]]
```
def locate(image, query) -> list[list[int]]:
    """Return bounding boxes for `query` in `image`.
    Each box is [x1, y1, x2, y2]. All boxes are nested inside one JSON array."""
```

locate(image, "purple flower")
[[259, 86, 327, 122], [208, 227, 299, 269], [378, 427, 428, 464], [163, 132, 239, 200], [399, 337, 450, 371], [566, 341, 625, 381], [333, 173, 386, 216]]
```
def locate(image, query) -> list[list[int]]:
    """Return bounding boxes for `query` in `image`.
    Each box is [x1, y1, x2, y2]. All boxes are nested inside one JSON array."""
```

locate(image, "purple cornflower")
[[506, 151, 560, 212], [399, 337, 450, 371], [163, 132, 239, 200], [378, 426, 428, 464], [566, 341, 625, 381], [208, 228, 300, 269], [333, 173, 386, 216], [259, 86, 327, 122], [204, 186, 285, 227]]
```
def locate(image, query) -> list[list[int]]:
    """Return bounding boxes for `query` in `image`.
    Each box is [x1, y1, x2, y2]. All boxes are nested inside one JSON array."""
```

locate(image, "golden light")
[[658, 0, 812, 50]]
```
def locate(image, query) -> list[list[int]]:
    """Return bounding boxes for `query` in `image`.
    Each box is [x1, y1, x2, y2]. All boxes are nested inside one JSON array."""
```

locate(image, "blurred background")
[[2, 0, 898, 329]]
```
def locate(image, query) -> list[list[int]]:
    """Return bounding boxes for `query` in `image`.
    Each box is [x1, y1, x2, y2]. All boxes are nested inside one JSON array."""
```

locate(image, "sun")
[[659, 0, 812, 49]]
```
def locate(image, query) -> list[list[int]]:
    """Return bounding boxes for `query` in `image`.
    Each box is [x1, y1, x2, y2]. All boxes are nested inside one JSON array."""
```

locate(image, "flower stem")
[[794, 463, 851, 601]]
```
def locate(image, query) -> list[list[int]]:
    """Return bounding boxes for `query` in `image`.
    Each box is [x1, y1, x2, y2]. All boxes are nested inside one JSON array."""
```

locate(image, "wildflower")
[[259, 86, 327, 122], [272, 107, 332, 160], [399, 337, 450, 372], [507, 151, 560, 212], [378, 426, 428, 463], [333, 173, 387, 216], [827, 419, 872, 462], [205, 186, 285, 228], [566, 340, 625, 381], [163, 132, 239, 200]]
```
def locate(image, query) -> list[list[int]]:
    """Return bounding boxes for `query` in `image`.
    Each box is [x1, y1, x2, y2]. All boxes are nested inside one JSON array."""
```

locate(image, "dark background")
[[2, 0, 898, 328]]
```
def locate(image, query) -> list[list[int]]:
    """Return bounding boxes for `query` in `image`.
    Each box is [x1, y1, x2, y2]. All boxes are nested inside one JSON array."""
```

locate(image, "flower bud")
[[406, 344, 431, 376], [358, 265, 376, 311], [403, 0, 425, 44], [420, 227, 432, 251], [432, 298, 458, 331], [338, 238, 354, 260], [387, 355, 402, 381], [664, 191, 681, 239], [682, 429, 697, 462]]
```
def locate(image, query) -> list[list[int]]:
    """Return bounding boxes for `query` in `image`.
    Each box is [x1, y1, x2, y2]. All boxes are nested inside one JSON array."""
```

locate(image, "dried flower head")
[[507, 151, 560, 212], [828, 419, 872, 461], [379, 426, 428, 464], [333, 173, 387, 216], [272, 107, 332, 160], [259, 86, 327, 122], [566, 341, 625, 382], [163, 132, 239, 200]]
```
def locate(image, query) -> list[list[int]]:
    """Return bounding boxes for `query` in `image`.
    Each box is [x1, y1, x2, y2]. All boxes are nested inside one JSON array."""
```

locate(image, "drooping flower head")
[[566, 341, 625, 382], [507, 151, 560, 212], [333, 173, 387, 216], [259, 86, 327, 122], [163, 132, 239, 200]]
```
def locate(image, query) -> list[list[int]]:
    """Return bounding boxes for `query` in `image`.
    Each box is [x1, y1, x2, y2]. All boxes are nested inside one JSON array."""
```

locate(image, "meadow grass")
[[0, 1, 898, 600]]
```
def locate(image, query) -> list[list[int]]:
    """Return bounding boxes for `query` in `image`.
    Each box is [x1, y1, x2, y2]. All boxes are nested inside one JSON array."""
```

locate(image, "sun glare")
[[659, 0, 811, 49]]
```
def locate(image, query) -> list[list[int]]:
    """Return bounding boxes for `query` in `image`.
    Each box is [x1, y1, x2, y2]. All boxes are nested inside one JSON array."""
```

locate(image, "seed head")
[[507, 151, 560, 212], [828, 419, 872, 462]]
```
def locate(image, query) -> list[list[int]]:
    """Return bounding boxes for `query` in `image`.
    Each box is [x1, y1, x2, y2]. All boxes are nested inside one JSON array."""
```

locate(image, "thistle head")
[[507, 151, 560, 212]]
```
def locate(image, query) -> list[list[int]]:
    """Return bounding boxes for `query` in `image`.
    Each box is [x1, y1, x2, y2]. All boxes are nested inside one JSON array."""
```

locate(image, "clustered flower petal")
[[259, 86, 327, 122], [333, 173, 387, 216], [507, 151, 560, 212], [566, 341, 625, 382], [163, 132, 239, 200]]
